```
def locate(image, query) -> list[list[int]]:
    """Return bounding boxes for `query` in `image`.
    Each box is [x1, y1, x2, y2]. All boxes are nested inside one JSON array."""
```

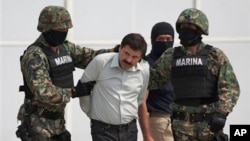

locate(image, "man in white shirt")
[[76, 33, 151, 141]]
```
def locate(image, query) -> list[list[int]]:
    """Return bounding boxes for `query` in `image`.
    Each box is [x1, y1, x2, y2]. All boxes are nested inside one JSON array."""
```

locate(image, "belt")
[[91, 119, 136, 129], [149, 112, 171, 118], [29, 105, 64, 120], [39, 109, 64, 120], [172, 111, 212, 122]]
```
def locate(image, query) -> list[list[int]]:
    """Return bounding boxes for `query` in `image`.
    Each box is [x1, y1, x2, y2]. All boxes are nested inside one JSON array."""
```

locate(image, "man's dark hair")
[[121, 33, 147, 57]]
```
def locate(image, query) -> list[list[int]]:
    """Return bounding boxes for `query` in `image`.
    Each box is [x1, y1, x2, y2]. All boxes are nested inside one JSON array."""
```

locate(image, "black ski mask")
[[43, 30, 68, 47], [150, 22, 175, 60], [179, 28, 202, 47], [151, 41, 174, 57]]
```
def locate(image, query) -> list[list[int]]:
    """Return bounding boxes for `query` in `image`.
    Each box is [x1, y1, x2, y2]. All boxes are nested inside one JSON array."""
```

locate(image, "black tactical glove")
[[209, 111, 227, 133], [71, 80, 96, 98], [113, 44, 120, 52], [211, 132, 229, 141]]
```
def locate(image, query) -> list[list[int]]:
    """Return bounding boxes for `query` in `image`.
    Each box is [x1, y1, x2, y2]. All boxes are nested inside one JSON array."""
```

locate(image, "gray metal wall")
[[0, 0, 249, 140]]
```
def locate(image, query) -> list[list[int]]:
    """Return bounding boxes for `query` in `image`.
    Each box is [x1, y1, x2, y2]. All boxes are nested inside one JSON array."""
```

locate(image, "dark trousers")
[[91, 119, 138, 141]]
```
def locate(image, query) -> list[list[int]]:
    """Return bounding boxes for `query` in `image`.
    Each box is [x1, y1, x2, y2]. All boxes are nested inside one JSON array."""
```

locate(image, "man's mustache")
[[123, 60, 132, 66]]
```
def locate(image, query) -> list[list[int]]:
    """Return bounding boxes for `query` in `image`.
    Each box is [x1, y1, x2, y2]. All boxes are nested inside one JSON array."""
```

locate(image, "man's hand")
[[71, 80, 96, 98], [209, 111, 227, 133]]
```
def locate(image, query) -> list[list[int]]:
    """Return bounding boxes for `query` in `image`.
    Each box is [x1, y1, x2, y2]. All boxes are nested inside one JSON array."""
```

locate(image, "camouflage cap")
[[37, 6, 73, 32], [176, 8, 209, 35]]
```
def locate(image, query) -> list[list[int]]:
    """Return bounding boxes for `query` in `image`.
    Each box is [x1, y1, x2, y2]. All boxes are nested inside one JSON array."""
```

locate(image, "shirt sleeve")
[[79, 55, 100, 83], [78, 55, 100, 116], [137, 60, 150, 105]]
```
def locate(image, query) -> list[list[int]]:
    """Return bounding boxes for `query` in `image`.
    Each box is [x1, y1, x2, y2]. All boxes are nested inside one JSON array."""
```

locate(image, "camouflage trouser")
[[17, 104, 69, 141], [170, 102, 219, 141], [30, 130, 71, 141], [173, 129, 228, 141], [173, 129, 213, 141], [171, 117, 214, 141], [29, 134, 51, 141]]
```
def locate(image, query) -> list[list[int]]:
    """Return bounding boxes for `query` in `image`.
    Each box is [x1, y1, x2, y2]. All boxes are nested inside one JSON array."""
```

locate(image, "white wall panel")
[[0, 0, 249, 140]]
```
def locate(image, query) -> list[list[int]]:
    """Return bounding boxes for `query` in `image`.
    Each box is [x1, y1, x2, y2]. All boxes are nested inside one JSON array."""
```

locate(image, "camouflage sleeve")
[[65, 41, 111, 69], [213, 49, 240, 113], [148, 49, 173, 90], [21, 46, 71, 106]]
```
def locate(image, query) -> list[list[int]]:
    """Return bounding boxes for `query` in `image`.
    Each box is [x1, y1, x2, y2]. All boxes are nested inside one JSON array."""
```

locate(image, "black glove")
[[211, 132, 228, 141], [71, 80, 96, 98], [209, 111, 227, 133], [113, 44, 120, 52]]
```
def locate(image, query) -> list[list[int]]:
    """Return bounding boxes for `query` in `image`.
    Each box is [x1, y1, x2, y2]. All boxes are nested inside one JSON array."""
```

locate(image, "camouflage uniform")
[[16, 6, 110, 141], [148, 8, 240, 141]]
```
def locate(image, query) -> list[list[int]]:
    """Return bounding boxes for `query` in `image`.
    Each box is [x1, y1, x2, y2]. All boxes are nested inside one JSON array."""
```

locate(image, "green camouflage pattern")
[[148, 42, 240, 140], [171, 102, 226, 140], [172, 125, 213, 141], [37, 6, 73, 32], [176, 8, 209, 35], [17, 35, 110, 136]]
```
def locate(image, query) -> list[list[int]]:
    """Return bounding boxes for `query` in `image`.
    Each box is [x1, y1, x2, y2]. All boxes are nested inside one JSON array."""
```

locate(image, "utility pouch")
[[16, 124, 32, 141], [51, 130, 71, 141]]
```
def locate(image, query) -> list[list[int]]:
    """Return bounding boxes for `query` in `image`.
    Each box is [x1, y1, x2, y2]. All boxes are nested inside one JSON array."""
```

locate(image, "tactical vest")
[[19, 42, 75, 99], [171, 45, 218, 106]]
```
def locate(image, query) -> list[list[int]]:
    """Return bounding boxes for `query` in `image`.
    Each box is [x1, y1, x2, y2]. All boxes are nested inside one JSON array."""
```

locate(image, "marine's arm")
[[65, 41, 114, 69], [148, 49, 172, 90], [209, 48, 240, 133], [216, 50, 240, 114]]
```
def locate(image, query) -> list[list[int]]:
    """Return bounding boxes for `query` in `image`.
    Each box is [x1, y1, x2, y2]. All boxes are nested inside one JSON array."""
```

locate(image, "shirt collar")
[[110, 54, 143, 71]]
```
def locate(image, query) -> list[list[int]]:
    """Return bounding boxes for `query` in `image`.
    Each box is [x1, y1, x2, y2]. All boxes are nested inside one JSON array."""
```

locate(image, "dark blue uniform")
[[146, 54, 174, 115]]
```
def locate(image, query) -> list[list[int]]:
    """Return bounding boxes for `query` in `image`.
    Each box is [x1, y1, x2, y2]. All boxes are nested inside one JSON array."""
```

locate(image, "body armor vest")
[[19, 42, 75, 99], [171, 45, 218, 106], [41, 44, 75, 88]]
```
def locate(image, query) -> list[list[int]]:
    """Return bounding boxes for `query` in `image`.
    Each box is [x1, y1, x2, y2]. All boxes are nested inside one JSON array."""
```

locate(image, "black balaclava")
[[149, 22, 175, 61], [43, 30, 68, 47], [179, 28, 202, 47]]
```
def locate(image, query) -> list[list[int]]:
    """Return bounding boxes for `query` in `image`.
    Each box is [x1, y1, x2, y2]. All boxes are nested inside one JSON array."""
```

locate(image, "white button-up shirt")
[[79, 53, 149, 124]]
